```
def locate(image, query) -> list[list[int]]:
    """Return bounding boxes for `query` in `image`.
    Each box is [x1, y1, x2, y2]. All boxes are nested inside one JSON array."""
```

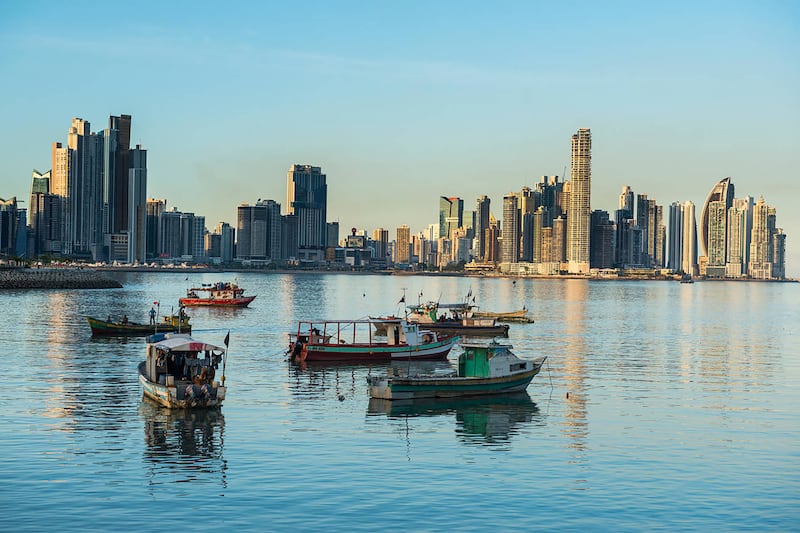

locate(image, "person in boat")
[[149, 307, 156, 325], [186, 367, 211, 403], [122, 315, 128, 324], [106, 315, 111, 322], [179, 306, 187, 318]]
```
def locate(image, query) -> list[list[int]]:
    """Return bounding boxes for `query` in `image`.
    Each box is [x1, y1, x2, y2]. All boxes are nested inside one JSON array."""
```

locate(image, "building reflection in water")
[[560, 280, 589, 469], [140, 400, 227, 489], [367, 392, 543, 450]]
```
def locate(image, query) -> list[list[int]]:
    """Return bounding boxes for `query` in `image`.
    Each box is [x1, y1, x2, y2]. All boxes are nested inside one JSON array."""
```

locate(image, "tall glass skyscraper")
[[439, 196, 463, 239], [700, 177, 734, 277], [286, 164, 327, 261], [567, 128, 591, 273]]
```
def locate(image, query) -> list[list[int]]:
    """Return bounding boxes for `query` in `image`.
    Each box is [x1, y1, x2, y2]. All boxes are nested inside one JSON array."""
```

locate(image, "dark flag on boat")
[[398, 295, 405, 304], [224, 331, 230, 347]]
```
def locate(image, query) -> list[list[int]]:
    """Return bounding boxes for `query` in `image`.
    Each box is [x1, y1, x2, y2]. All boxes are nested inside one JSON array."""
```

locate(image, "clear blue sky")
[[1, 1, 798, 275]]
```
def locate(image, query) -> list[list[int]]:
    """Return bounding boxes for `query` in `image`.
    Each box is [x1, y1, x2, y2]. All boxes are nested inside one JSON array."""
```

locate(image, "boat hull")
[[408, 322, 509, 337], [369, 361, 544, 400], [302, 337, 457, 363], [87, 316, 190, 336], [472, 310, 533, 323], [138, 362, 225, 409], [178, 295, 255, 307]]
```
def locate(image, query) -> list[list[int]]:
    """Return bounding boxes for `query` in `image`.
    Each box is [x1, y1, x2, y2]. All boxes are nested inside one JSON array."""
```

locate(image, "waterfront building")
[[681, 201, 699, 276], [396, 224, 410, 264], [475, 195, 491, 261], [146, 198, 166, 260], [748, 196, 779, 279], [773, 229, 786, 279], [668, 201, 699, 275], [127, 145, 147, 263], [215, 222, 235, 262], [286, 164, 327, 262], [439, 196, 463, 239], [157, 208, 182, 259], [668, 202, 683, 271], [725, 197, 753, 278], [590, 210, 614, 269], [552, 217, 567, 264], [701, 177, 734, 277], [327, 222, 340, 250], [106, 114, 132, 236], [485, 216, 500, 264], [0, 197, 24, 257], [236, 200, 282, 261], [567, 128, 591, 273], [372, 228, 389, 264], [29, 170, 62, 256], [501, 193, 519, 264]]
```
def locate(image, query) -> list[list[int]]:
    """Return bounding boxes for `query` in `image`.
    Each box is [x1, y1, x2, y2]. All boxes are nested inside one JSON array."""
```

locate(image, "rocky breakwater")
[[0, 268, 122, 290]]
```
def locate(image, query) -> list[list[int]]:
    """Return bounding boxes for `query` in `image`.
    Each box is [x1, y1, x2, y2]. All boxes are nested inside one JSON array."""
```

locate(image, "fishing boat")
[[179, 281, 255, 307], [472, 308, 533, 323], [86, 314, 191, 336], [367, 340, 546, 400], [288, 319, 458, 364], [138, 332, 228, 409], [404, 301, 510, 337]]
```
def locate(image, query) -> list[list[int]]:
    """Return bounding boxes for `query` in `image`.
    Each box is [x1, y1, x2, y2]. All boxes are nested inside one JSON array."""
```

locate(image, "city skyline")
[[1, 2, 798, 275]]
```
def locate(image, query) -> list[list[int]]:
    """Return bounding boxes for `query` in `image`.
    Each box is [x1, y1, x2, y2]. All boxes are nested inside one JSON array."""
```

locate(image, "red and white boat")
[[179, 281, 256, 307]]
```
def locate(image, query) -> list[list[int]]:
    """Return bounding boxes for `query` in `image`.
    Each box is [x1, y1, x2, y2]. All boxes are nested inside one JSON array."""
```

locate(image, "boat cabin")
[[459, 342, 528, 378], [144, 333, 225, 388]]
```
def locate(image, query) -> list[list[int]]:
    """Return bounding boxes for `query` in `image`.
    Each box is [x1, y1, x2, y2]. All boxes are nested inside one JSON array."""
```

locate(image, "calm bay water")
[[1, 272, 798, 531]]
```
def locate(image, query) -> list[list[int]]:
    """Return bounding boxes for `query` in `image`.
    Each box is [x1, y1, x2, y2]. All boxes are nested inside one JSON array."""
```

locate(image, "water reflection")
[[140, 400, 227, 489], [367, 392, 543, 448]]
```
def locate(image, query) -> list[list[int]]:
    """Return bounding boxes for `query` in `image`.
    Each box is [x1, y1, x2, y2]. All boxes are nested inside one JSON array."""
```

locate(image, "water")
[[1, 272, 798, 531]]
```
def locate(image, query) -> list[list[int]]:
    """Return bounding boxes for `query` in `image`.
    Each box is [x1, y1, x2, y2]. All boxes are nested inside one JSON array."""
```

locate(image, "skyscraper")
[[127, 145, 147, 262], [501, 193, 519, 264], [108, 114, 132, 234], [748, 196, 777, 279], [681, 201, 698, 276], [567, 128, 591, 273], [237, 200, 282, 261], [439, 196, 463, 239], [146, 198, 166, 260], [701, 177, 734, 277], [396, 225, 410, 264], [286, 164, 327, 261], [475, 195, 490, 261]]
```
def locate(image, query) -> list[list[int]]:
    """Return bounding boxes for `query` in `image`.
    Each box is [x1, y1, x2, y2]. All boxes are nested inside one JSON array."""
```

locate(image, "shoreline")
[[86, 265, 797, 282], [0, 267, 123, 289]]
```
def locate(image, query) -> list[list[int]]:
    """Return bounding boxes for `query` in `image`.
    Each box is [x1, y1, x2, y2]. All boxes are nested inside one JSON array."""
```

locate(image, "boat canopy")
[[147, 333, 225, 353]]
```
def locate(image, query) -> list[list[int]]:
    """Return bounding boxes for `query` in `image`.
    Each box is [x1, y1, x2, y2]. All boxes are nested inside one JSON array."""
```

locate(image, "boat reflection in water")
[[140, 399, 227, 488], [367, 392, 543, 448]]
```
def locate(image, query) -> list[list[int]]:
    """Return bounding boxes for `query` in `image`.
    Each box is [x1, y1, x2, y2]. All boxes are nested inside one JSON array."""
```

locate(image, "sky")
[[1, 1, 798, 276]]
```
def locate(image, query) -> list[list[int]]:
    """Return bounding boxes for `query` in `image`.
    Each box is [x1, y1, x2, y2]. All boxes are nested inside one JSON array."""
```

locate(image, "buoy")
[[338, 394, 345, 402]]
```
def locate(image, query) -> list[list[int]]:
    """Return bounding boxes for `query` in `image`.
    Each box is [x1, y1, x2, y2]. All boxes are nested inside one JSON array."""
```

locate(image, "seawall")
[[0, 268, 122, 290]]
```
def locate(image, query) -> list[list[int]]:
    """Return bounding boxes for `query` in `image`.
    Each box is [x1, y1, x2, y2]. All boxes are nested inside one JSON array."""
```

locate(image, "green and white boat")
[[367, 340, 546, 400]]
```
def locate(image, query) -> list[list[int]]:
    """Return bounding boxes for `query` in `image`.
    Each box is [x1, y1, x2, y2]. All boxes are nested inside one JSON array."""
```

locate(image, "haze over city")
[[1, 1, 798, 275]]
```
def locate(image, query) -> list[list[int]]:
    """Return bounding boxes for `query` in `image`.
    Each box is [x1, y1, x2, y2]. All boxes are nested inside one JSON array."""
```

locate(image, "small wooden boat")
[[367, 340, 546, 400], [405, 302, 510, 337], [179, 281, 255, 307], [138, 332, 228, 409], [87, 314, 191, 336], [472, 308, 533, 323], [289, 319, 458, 364]]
